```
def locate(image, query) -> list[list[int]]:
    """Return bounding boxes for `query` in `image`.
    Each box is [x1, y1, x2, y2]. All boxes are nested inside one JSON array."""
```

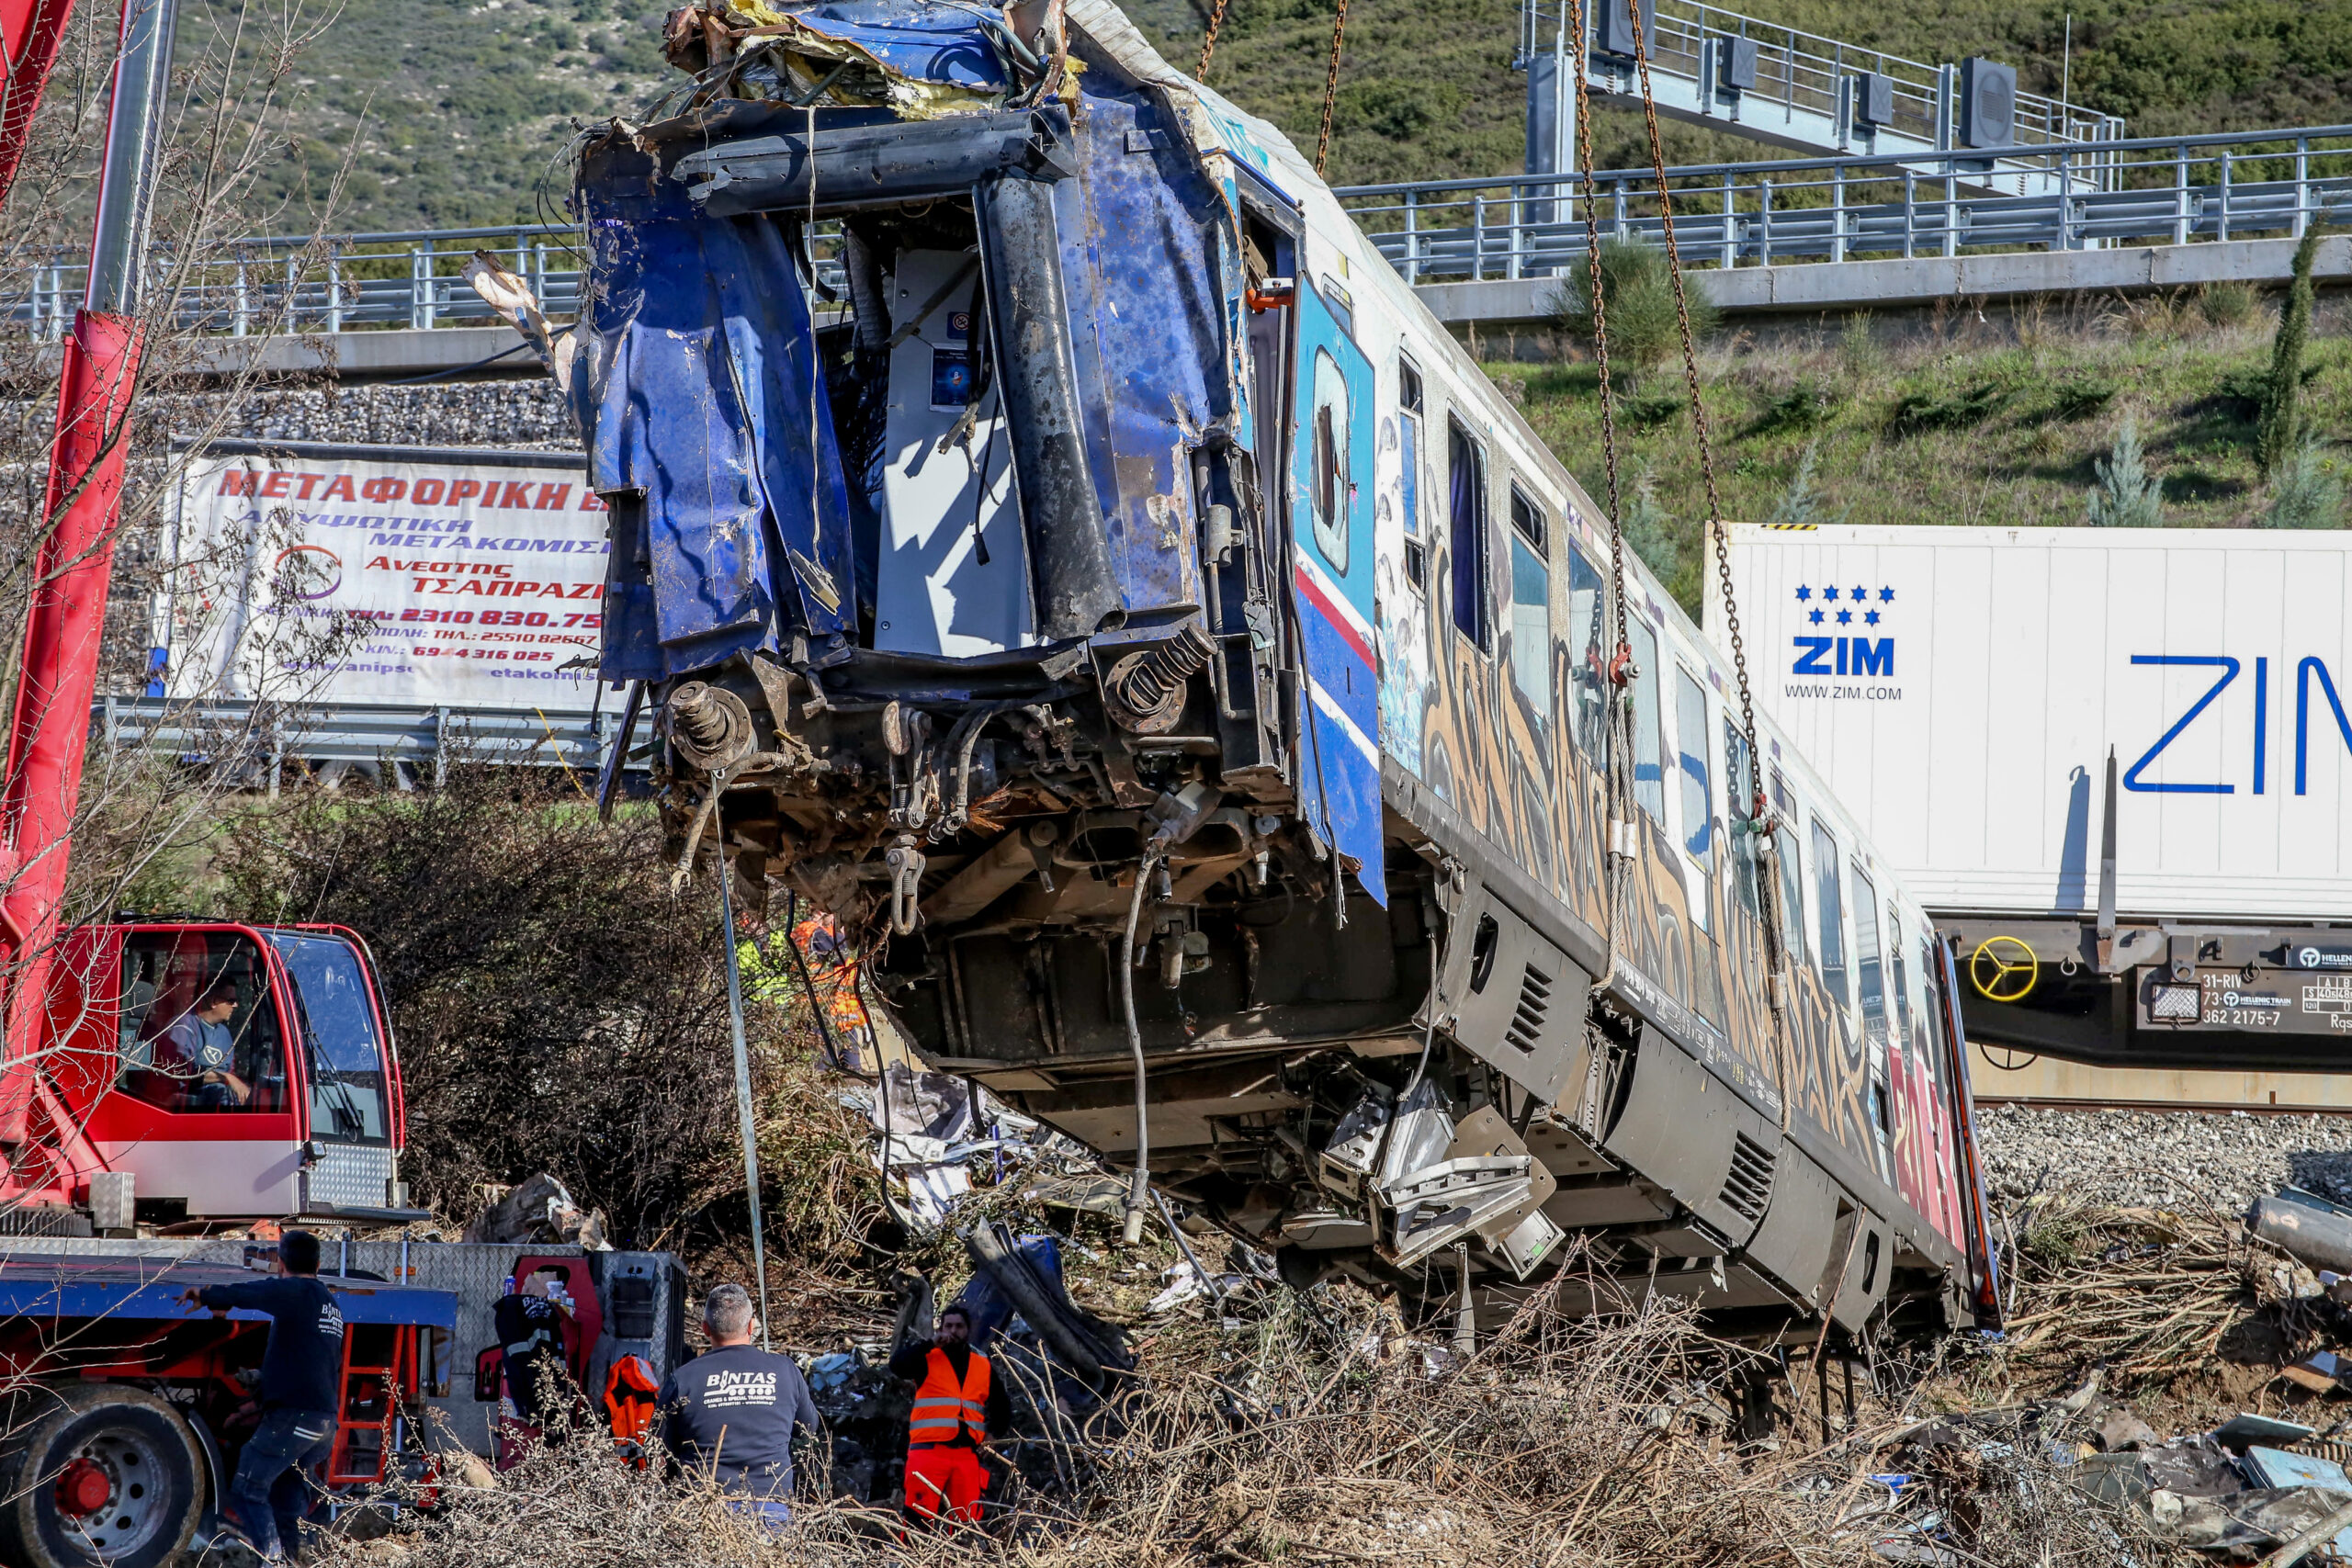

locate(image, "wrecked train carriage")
[[572, 0, 1999, 1341]]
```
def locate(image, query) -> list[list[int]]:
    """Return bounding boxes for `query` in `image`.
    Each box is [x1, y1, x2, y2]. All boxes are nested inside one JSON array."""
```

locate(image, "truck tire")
[[0, 1382, 205, 1568]]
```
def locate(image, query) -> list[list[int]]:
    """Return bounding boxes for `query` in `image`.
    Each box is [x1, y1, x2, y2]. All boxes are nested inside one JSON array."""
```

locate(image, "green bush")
[[1749, 378, 1842, 436], [2196, 280, 2261, 330], [1891, 380, 2008, 434], [2257, 226, 2327, 475], [2265, 436, 2345, 529], [1548, 239, 1718, 372], [2085, 418, 2165, 527]]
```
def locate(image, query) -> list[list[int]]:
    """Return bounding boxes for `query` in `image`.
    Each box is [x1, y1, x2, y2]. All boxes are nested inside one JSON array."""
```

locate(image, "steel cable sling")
[[1613, 0, 1799, 1131]]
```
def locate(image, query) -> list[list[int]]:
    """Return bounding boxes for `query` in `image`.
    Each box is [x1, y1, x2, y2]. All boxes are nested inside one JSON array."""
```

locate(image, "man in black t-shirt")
[[657, 1283, 823, 1530], [181, 1229, 345, 1562]]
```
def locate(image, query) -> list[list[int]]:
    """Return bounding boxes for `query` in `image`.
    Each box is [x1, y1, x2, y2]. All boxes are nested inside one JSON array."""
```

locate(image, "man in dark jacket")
[[658, 1283, 823, 1530], [180, 1229, 345, 1562], [888, 1304, 1012, 1525]]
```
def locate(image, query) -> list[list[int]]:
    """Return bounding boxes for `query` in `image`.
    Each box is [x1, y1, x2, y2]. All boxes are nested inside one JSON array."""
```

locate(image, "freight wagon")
[[1718, 525, 2352, 1072], [569, 0, 1999, 1342]]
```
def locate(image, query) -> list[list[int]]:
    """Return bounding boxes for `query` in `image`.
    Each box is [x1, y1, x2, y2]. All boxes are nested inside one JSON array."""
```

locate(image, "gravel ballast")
[[1974, 1103, 2352, 1213]]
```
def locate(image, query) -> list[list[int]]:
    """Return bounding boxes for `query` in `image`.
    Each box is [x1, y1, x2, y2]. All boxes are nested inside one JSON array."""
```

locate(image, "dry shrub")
[[338, 1276, 1920, 1568], [215, 761, 822, 1254]]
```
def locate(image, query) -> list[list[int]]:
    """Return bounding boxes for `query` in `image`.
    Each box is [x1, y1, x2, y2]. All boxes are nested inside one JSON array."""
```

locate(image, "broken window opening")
[[1447, 418, 1488, 648]]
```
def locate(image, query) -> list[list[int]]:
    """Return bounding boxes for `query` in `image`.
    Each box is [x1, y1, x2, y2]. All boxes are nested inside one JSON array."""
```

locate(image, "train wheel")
[[0, 1382, 204, 1568]]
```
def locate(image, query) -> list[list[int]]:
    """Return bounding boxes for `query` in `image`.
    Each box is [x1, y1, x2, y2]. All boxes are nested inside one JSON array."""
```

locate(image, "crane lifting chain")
[[1581, 0, 1799, 1129], [1314, 0, 1350, 175]]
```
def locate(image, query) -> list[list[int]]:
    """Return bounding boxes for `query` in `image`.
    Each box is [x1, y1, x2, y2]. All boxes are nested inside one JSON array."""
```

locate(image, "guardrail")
[[1339, 124, 2352, 284], [6, 123, 2349, 336], [95, 695, 638, 791]]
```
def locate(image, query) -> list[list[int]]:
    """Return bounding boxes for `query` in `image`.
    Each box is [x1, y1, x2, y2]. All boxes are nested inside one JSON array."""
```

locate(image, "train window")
[[1675, 669, 1713, 873], [1919, 937, 1950, 1057], [1308, 348, 1350, 575], [1771, 772, 1807, 966], [1627, 615, 1665, 822], [1851, 864, 1890, 1051], [1399, 358, 1425, 592], [1508, 528, 1551, 719], [1447, 419, 1488, 647], [1723, 719, 1759, 917], [1509, 485, 1547, 551], [1811, 818, 1849, 1007], [1888, 913, 1918, 1057], [118, 931, 289, 1115], [1566, 542, 1606, 757]]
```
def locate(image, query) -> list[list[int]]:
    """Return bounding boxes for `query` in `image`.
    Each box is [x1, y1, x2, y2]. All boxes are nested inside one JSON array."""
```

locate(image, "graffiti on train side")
[[1377, 510, 1883, 1175]]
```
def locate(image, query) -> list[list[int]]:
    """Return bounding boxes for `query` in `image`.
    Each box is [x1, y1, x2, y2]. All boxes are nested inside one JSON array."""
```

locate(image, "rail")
[[1338, 124, 2352, 284], [3, 124, 2348, 334]]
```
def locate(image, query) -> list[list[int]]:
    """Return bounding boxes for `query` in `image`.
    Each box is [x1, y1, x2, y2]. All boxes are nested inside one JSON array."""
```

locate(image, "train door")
[[1287, 267, 1385, 905]]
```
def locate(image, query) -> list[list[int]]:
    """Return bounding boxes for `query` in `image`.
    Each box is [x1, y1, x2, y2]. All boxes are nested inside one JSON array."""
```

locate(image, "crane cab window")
[[1566, 542, 1607, 757], [1447, 419, 1488, 647], [1810, 819, 1849, 1008], [117, 932, 288, 1114], [1507, 485, 1551, 718], [269, 932, 394, 1145], [1399, 358, 1426, 592]]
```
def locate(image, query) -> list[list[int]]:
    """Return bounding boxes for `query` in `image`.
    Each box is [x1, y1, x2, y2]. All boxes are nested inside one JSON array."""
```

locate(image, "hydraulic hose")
[[1119, 848, 1164, 1245]]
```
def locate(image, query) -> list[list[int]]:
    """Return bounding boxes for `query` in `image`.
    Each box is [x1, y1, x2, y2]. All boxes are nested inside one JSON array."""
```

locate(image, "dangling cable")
[[1567, 0, 1637, 990], [716, 853, 775, 1348], [1619, 0, 1794, 1125], [1119, 849, 1165, 1246], [1313, 0, 1349, 175]]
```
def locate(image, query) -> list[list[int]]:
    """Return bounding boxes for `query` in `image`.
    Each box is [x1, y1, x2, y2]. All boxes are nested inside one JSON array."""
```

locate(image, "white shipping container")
[[1708, 525, 2352, 921]]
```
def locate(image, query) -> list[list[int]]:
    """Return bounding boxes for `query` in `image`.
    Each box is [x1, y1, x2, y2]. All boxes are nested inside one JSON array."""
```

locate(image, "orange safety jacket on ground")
[[908, 1346, 991, 1447], [604, 1354, 662, 1467]]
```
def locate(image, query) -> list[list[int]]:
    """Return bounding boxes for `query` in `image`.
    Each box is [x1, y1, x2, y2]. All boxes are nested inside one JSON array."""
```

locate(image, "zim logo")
[[1789, 582, 1896, 678], [1793, 636, 1894, 677]]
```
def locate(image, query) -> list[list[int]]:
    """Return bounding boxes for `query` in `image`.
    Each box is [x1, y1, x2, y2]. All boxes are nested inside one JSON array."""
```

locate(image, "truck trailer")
[[1715, 524, 2352, 1073]]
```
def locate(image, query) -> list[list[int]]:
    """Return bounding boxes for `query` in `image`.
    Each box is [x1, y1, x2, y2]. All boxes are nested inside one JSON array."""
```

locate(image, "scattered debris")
[[463, 1174, 609, 1249]]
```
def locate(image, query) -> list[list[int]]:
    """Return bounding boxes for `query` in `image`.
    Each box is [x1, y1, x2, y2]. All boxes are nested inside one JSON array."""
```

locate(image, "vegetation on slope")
[[205, 0, 2352, 230], [1491, 293, 2351, 608]]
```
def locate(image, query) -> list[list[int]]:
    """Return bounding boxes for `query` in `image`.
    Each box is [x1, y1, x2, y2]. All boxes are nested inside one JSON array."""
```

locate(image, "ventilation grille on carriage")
[[1719, 1133, 1778, 1224], [1505, 964, 1555, 1054]]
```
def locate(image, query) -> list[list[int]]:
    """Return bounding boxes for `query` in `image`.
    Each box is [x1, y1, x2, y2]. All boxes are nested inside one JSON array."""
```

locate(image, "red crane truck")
[[0, 7, 691, 1567]]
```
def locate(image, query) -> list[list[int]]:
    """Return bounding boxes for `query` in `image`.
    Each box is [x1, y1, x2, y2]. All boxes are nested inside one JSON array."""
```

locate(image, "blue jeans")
[[729, 1496, 793, 1535], [226, 1407, 335, 1559]]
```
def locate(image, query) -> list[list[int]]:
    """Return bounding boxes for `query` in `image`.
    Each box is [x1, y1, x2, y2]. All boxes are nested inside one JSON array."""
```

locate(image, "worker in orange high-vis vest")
[[887, 1304, 1012, 1525], [792, 910, 874, 1072]]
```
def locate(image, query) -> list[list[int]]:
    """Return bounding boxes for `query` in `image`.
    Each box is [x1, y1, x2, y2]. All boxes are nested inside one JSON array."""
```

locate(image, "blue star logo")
[[1850, 585, 1868, 603], [1808, 608, 1825, 625], [1836, 608, 1852, 626], [1795, 585, 1812, 602], [1864, 609, 1881, 626], [1878, 586, 1895, 603], [1823, 585, 1839, 601]]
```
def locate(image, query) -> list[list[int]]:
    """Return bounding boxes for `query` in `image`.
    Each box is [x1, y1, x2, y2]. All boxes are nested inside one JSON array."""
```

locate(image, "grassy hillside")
[[212, 0, 2352, 231], [1496, 299, 2352, 611]]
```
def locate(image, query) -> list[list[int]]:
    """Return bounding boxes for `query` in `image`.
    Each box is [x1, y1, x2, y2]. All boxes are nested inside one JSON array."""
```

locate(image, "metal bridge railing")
[[1340, 124, 2352, 285], [1520, 0, 2121, 166], [4, 123, 2348, 336]]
